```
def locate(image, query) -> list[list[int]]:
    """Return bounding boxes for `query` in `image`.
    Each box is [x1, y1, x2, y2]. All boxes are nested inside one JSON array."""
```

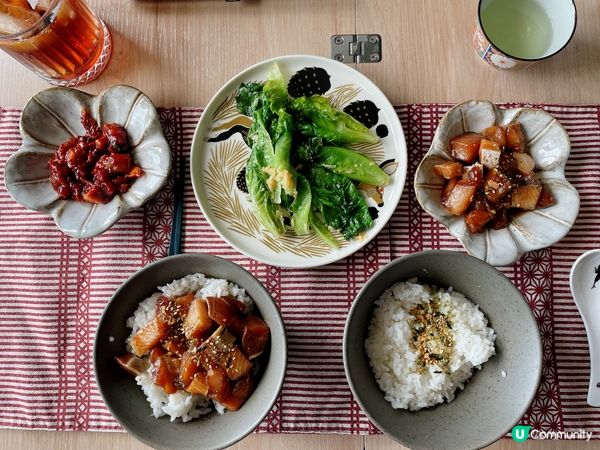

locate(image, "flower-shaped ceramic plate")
[[415, 100, 579, 266], [190, 55, 407, 268], [4, 85, 171, 238]]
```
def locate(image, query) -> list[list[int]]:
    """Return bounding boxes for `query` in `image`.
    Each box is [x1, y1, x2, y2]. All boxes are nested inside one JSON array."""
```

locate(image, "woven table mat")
[[0, 104, 599, 434]]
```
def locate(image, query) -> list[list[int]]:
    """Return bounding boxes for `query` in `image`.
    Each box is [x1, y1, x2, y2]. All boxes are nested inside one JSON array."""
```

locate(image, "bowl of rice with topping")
[[94, 254, 286, 450], [343, 250, 542, 450]]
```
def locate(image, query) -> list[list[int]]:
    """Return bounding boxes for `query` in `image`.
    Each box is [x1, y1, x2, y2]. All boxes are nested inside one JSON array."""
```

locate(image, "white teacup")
[[473, 0, 577, 70]]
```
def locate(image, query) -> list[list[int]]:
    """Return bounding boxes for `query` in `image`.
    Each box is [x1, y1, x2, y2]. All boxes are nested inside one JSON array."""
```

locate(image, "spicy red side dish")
[[49, 109, 142, 204], [116, 294, 270, 412], [436, 122, 555, 234]]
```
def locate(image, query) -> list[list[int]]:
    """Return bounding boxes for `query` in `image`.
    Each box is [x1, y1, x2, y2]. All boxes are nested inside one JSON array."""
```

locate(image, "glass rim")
[[477, 0, 578, 62], [0, 0, 61, 42]]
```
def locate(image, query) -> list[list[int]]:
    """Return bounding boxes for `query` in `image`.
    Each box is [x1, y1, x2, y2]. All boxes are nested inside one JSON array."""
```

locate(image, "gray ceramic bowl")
[[94, 254, 287, 450], [343, 250, 542, 450]]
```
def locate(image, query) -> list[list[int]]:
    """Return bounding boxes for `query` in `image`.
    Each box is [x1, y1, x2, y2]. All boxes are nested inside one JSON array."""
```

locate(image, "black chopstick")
[[168, 155, 185, 256]]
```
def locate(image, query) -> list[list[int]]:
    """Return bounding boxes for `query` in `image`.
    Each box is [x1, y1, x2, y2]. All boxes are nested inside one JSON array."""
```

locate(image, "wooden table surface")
[[0, 0, 598, 449]]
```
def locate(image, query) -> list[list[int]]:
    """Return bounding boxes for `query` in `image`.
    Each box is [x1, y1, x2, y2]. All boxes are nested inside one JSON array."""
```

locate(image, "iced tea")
[[0, 0, 112, 86]]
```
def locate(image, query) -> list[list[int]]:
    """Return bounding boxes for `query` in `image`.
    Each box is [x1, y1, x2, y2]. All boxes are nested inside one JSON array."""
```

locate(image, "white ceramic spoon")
[[570, 249, 600, 407]]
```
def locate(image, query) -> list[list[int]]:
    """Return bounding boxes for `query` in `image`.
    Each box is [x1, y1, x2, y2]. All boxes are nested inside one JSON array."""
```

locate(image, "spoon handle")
[[587, 327, 600, 407], [570, 249, 600, 407]]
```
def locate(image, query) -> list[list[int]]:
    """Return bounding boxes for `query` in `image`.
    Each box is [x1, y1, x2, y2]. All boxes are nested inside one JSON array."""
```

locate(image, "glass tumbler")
[[0, 0, 112, 86]]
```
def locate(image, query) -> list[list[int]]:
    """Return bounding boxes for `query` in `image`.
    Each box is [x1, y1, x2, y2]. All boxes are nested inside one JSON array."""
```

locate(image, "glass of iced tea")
[[0, 0, 112, 86]]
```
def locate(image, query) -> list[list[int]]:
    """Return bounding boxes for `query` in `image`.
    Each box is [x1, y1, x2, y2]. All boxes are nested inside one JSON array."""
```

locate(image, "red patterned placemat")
[[0, 105, 598, 435]]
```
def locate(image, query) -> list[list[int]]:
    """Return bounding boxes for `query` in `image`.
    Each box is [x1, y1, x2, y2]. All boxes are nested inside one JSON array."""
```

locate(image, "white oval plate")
[[190, 55, 407, 268]]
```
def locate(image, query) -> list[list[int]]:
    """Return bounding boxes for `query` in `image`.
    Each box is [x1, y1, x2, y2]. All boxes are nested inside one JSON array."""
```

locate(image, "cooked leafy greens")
[[236, 63, 390, 248], [291, 95, 379, 145], [294, 135, 322, 165], [245, 153, 285, 235], [290, 174, 311, 235], [307, 167, 373, 240], [241, 65, 296, 207], [309, 146, 390, 187], [308, 210, 339, 249], [236, 82, 264, 117]]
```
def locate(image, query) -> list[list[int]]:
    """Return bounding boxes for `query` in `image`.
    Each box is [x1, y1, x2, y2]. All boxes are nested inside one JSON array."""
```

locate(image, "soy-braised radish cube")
[[536, 186, 555, 208], [220, 377, 254, 411], [115, 354, 149, 377], [506, 123, 526, 152], [482, 125, 507, 147], [484, 169, 512, 204], [162, 336, 187, 356], [522, 171, 542, 186], [479, 139, 502, 169], [150, 346, 166, 364], [511, 185, 542, 210], [498, 151, 516, 173], [479, 138, 502, 152], [152, 356, 180, 395], [130, 317, 169, 357], [207, 296, 244, 337], [223, 347, 253, 381], [207, 367, 231, 402], [490, 208, 509, 230], [155, 295, 171, 322], [185, 372, 209, 396], [494, 194, 512, 211], [513, 152, 535, 174], [156, 293, 193, 326], [450, 132, 483, 163], [441, 178, 459, 206], [183, 298, 212, 340], [179, 351, 201, 388], [222, 296, 247, 315], [433, 161, 463, 179], [470, 191, 493, 213], [465, 210, 493, 234], [442, 180, 477, 216], [242, 315, 270, 360], [174, 293, 194, 318], [462, 163, 484, 187], [201, 333, 252, 380]]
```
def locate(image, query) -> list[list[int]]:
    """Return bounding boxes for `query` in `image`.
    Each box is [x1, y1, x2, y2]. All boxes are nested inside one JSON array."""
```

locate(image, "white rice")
[[365, 280, 496, 411], [135, 368, 213, 422], [126, 273, 252, 421]]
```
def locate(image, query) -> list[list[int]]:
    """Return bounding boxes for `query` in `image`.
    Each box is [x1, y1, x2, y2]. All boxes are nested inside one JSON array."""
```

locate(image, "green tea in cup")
[[473, 0, 576, 70]]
